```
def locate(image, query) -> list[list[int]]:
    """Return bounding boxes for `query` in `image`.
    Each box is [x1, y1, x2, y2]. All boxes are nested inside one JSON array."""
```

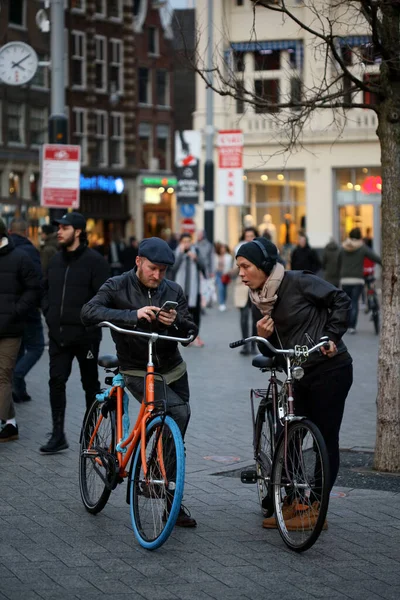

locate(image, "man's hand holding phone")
[[157, 300, 178, 327]]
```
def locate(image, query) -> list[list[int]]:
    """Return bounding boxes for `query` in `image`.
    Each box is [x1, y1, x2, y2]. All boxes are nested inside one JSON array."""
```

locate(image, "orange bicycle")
[[79, 321, 194, 550]]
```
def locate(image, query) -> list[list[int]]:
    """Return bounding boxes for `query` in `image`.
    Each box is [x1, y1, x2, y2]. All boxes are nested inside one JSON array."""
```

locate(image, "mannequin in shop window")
[[258, 214, 277, 245], [279, 213, 297, 264]]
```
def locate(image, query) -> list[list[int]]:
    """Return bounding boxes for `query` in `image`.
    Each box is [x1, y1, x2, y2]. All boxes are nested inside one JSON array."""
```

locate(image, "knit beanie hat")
[[236, 237, 278, 274]]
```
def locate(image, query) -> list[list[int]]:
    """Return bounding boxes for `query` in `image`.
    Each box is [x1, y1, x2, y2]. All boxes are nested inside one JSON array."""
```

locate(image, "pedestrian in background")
[[339, 227, 381, 334], [9, 218, 45, 403], [214, 242, 233, 312], [234, 227, 259, 355], [290, 231, 322, 273], [0, 217, 40, 442], [40, 224, 58, 276], [40, 212, 110, 454], [121, 236, 139, 272], [172, 233, 206, 347], [322, 238, 341, 287]]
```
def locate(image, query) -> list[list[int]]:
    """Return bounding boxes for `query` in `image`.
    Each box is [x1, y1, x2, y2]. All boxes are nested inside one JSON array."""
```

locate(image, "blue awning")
[[337, 35, 372, 47], [228, 40, 303, 69]]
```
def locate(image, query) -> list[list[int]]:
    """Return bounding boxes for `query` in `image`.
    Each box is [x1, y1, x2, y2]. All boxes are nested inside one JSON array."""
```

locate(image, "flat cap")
[[138, 237, 175, 266]]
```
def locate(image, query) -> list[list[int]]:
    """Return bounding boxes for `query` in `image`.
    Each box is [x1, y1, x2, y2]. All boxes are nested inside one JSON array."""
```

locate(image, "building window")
[[156, 70, 169, 106], [95, 36, 107, 92], [363, 73, 380, 107], [30, 107, 47, 146], [254, 50, 281, 71], [9, 0, 25, 27], [94, 111, 108, 166], [9, 172, 22, 197], [138, 122, 151, 169], [71, 0, 86, 11], [233, 50, 245, 72], [236, 81, 245, 114], [30, 173, 39, 203], [139, 67, 151, 104], [95, 0, 106, 17], [7, 103, 25, 144], [236, 0, 244, 5], [31, 54, 49, 88], [156, 124, 170, 170], [72, 31, 86, 87], [255, 79, 279, 113], [110, 113, 124, 166], [290, 77, 302, 110], [110, 40, 123, 93], [148, 27, 159, 55], [109, 0, 122, 19], [72, 108, 88, 165]]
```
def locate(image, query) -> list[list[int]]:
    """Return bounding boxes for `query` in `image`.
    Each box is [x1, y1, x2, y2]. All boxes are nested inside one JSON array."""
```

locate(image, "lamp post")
[[203, 0, 214, 243]]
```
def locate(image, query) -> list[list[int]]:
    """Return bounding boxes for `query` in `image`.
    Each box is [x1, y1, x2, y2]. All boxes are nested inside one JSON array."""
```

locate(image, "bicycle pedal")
[[241, 469, 258, 484]]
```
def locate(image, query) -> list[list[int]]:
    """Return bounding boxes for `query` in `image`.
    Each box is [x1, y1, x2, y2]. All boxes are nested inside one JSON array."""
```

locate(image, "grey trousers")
[[124, 372, 191, 438], [0, 337, 21, 421]]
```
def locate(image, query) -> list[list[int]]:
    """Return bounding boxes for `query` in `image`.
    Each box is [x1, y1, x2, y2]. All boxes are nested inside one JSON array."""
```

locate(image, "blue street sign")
[[180, 204, 196, 218]]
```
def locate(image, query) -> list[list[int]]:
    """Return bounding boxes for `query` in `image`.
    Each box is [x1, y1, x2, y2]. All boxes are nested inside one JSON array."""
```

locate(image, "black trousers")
[[239, 297, 257, 340], [49, 339, 101, 424], [188, 294, 201, 330], [124, 372, 191, 439], [294, 363, 353, 491]]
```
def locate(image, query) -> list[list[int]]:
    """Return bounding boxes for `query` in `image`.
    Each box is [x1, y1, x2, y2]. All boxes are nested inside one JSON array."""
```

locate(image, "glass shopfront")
[[335, 167, 381, 254]]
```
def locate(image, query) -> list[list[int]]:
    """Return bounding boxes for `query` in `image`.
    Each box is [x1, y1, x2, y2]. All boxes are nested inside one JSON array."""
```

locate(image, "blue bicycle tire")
[[129, 415, 185, 550]]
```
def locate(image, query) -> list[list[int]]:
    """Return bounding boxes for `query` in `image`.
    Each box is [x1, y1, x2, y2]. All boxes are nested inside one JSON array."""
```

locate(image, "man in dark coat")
[[290, 231, 322, 274], [0, 218, 40, 442], [9, 218, 45, 403], [40, 212, 110, 454]]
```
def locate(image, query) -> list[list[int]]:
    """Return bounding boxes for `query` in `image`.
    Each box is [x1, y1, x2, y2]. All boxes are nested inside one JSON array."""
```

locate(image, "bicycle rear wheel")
[[371, 298, 380, 335], [79, 401, 116, 514], [254, 399, 274, 517], [130, 415, 185, 550], [271, 419, 330, 552]]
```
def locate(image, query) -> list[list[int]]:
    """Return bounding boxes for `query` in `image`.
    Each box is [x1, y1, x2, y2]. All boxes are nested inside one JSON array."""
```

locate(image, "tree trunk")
[[374, 102, 400, 472]]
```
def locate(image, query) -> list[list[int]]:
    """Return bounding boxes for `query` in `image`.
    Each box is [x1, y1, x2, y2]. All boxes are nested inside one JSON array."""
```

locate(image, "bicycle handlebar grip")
[[319, 335, 331, 350], [229, 339, 246, 348]]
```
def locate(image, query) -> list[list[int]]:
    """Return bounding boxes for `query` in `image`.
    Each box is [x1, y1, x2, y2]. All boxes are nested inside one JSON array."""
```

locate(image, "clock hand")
[[11, 55, 30, 69]]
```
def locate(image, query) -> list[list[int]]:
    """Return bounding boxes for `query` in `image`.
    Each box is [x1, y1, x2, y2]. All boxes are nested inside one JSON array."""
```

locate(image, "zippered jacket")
[[42, 244, 110, 346], [254, 270, 351, 370], [0, 236, 41, 338], [81, 270, 198, 372]]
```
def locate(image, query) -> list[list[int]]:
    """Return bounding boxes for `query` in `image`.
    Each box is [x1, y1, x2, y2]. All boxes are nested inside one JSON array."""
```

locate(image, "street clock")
[[0, 42, 39, 86]]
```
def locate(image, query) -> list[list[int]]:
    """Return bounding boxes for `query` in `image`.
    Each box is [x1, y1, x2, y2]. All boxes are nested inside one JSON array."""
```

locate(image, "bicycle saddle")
[[252, 354, 279, 370], [98, 354, 119, 368]]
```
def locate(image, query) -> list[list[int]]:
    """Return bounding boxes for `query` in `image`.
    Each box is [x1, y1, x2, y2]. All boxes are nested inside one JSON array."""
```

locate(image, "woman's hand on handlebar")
[[137, 306, 160, 323], [256, 315, 274, 339], [320, 340, 337, 358]]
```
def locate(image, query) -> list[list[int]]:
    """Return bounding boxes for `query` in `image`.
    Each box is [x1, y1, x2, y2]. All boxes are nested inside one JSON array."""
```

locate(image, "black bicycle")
[[365, 275, 380, 335], [230, 335, 331, 552]]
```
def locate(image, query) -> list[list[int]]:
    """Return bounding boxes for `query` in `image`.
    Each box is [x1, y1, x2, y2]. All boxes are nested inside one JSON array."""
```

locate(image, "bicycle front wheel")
[[79, 401, 116, 514], [130, 415, 185, 550], [271, 419, 330, 552], [254, 400, 274, 517], [371, 299, 380, 335]]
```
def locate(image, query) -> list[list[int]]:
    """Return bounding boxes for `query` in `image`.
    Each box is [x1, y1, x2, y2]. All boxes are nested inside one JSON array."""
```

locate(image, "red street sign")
[[41, 144, 81, 209], [181, 218, 196, 234]]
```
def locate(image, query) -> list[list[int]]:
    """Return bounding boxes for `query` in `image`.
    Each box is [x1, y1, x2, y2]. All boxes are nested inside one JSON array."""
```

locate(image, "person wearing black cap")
[[81, 236, 198, 527], [236, 237, 353, 531], [40, 212, 111, 454]]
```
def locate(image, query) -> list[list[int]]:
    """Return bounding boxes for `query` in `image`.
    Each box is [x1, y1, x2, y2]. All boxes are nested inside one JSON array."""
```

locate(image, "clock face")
[[0, 42, 39, 86]]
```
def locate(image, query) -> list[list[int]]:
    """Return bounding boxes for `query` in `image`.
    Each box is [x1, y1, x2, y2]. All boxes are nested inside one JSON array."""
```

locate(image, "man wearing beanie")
[[236, 236, 353, 531], [81, 237, 198, 527]]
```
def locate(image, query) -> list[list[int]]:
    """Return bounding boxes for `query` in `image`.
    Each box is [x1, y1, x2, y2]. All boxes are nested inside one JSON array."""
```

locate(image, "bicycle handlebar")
[[98, 321, 195, 344], [229, 335, 331, 357]]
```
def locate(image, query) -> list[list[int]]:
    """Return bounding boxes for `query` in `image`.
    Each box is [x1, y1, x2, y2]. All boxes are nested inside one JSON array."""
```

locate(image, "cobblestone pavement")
[[1, 300, 399, 600]]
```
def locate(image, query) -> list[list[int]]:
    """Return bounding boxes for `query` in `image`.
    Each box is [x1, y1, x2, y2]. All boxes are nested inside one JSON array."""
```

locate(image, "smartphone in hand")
[[159, 300, 178, 313]]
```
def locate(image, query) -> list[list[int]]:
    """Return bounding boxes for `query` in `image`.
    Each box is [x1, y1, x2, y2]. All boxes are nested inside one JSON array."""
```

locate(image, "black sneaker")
[[0, 423, 19, 443], [163, 504, 197, 528], [40, 433, 69, 454], [13, 391, 32, 403]]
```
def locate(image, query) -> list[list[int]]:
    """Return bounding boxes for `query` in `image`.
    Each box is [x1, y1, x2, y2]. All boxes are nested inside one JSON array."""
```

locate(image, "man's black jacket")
[[0, 236, 41, 338], [253, 271, 351, 370], [81, 270, 198, 372], [43, 244, 110, 346]]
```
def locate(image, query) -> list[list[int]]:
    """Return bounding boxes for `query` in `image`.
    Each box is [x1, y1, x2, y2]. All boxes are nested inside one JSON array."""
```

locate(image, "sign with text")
[[217, 130, 244, 205], [41, 144, 81, 209], [175, 130, 201, 204]]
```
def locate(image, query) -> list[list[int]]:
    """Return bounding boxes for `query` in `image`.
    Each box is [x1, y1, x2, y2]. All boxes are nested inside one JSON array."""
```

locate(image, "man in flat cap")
[[40, 212, 110, 454], [81, 237, 198, 527]]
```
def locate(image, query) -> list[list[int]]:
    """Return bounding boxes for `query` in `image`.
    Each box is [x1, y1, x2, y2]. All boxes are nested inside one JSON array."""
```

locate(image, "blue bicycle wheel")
[[129, 415, 185, 550]]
